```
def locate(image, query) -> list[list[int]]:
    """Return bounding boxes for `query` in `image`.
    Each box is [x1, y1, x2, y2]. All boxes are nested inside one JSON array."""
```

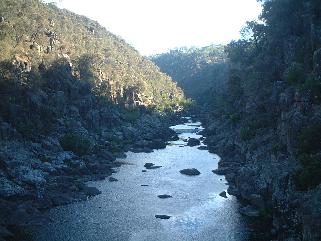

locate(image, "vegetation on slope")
[[151, 45, 228, 102], [0, 0, 186, 113]]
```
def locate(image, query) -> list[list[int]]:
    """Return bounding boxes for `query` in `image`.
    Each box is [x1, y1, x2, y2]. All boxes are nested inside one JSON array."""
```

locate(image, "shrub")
[[59, 133, 92, 156], [294, 154, 321, 191], [298, 124, 321, 155], [271, 143, 287, 155], [229, 113, 241, 124], [240, 125, 256, 141], [284, 62, 305, 85]]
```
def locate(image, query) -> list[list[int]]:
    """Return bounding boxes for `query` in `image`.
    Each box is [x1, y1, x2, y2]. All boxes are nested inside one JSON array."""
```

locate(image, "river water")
[[32, 119, 254, 241]]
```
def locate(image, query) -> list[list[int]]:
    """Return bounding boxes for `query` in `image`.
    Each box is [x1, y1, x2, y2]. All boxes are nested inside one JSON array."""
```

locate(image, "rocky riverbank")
[[0, 113, 181, 240], [200, 110, 321, 241]]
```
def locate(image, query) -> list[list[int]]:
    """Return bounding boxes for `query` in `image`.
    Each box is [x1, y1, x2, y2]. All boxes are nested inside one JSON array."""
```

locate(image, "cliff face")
[[151, 0, 321, 239]]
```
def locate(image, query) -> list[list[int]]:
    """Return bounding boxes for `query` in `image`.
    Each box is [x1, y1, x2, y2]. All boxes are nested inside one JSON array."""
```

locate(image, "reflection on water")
[[32, 120, 254, 241]]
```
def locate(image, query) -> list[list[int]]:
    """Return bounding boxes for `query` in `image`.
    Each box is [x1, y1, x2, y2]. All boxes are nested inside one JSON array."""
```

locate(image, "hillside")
[[0, 0, 185, 111], [151, 45, 228, 102], [0, 0, 187, 238]]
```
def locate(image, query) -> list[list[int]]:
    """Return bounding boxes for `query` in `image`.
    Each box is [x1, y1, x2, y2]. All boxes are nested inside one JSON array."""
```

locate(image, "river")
[[31, 118, 255, 241]]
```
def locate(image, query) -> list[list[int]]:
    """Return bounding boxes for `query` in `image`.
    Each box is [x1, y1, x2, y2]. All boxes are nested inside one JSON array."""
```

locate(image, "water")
[[32, 119, 253, 241]]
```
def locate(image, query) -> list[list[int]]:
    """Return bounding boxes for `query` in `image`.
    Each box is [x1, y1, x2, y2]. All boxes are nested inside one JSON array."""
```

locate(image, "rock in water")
[[157, 194, 172, 199], [219, 191, 228, 198], [144, 163, 162, 169], [187, 138, 200, 146], [179, 168, 201, 176], [147, 165, 162, 169], [109, 177, 118, 182], [144, 163, 155, 168], [197, 146, 208, 150], [155, 215, 171, 219], [81, 186, 101, 196]]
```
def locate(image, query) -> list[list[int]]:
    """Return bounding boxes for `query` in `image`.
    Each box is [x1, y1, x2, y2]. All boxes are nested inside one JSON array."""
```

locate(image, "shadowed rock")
[[197, 146, 208, 150], [81, 186, 101, 196], [157, 194, 172, 199], [180, 168, 200, 176], [187, 138, 200, 146], [219, 191, 228, 198], [144, 163, 162, 169], [109, 177, 118, 182], [155, 215, 171, 219]]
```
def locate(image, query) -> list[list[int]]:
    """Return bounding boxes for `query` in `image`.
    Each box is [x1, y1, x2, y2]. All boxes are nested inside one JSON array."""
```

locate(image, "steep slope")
[[151, 45, 228, 102], [0, 0, 186, 238], [0, 0, 185, 111]]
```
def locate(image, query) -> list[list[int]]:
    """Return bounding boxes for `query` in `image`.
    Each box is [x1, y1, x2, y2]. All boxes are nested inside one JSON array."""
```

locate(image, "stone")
[[0, 176, 27, 198], [109, 177, 118, 182], [144, 163, 155, 168], [157, 194, 172, 199], [180, 168, 201, 176], [197, 146, 208, 150], [155, 215, 171, 219], [171, 135, 179, 141], [142, 170, 147, 172], [147, 165, 162, 169], [239, 205, 259, 217], [219, 191, 228, 198], [187, 138, 200, 146], [54, 152, 76, 165], [144, 163, 162, 169], [141, 185, 149, 187], [82, 186, 101, 196], [13, 166, 47, 187]]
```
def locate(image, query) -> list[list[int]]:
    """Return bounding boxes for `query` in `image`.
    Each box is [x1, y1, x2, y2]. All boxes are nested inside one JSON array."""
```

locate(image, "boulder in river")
[[197, 146, 208, 150], [187, 138, 200, 146], [81, 186, 101, 196], [219, 191, 228, 198], [157, 194, 172, 199], [179, 168, 201, 176], [109, 177, 118, 182], [155, 215, 171, 219], [144, 163, 155, 168], [144, 163, 162, 169]]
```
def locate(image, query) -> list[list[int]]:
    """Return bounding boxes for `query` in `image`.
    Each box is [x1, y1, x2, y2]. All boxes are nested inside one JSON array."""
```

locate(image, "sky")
[[49, 0, 262, 56]]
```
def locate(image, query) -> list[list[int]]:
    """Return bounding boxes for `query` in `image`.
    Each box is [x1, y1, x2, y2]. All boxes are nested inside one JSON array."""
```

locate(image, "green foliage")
[[298, 124, 321, 155], [258, 207, 273, 223], [0, 0, 186, 112], [294, 154, 321, 191], [284, 62, 305, 85], [151, 45, 228, 103], [271, 143, 287, 155], [229, 113, 241, 124], [295, 124, 321, 190], [240, 125, 257, 141], [59, 133, 92, 156]]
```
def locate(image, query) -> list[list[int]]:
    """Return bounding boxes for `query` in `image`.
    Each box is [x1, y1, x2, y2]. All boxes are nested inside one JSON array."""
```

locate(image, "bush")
[[298, 124, 321, 155], [240, 125, 256, 141], [284, 62, 305, 85], [294, 154, 321, 191], [59, 133, 92, 156], [229, 113, 241, 124]]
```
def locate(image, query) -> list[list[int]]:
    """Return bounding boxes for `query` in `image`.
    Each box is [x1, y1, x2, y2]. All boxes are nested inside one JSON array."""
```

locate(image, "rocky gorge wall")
[[200, 87, 321, 240]]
